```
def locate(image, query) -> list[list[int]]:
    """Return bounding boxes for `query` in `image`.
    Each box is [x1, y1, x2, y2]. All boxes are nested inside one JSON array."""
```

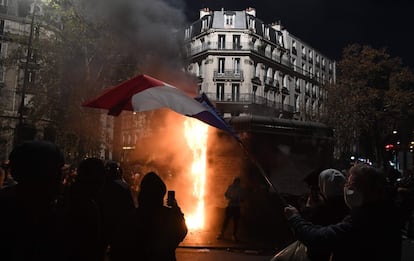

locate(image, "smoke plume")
[[72, 0, 190, 78]]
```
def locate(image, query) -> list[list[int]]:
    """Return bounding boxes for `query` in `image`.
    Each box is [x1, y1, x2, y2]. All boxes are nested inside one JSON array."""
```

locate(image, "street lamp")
[[15, 1, 40, 145]]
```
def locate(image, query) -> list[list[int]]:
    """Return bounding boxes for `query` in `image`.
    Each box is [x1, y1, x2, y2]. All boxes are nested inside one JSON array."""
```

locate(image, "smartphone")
[[167, 190, 175, 206]]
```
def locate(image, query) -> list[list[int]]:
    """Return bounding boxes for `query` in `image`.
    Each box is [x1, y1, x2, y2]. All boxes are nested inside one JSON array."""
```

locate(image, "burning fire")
[[183, 118, 208, 230]]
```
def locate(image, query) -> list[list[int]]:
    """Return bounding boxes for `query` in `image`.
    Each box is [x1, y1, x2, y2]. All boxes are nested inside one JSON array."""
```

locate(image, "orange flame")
[[183, 118, 208, 230]]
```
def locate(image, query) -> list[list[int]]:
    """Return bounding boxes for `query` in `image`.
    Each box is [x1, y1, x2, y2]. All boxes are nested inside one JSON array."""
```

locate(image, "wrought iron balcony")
[[213, 70, 244, 81]]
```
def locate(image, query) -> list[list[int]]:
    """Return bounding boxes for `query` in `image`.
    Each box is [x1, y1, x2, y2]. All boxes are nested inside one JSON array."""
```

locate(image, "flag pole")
[[237, 141, 288, 207]]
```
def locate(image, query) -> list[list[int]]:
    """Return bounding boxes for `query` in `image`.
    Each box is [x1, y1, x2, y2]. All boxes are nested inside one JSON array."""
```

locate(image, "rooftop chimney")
[[199, 8, 210, 19], [271, 20, 284, 31], [246, 7, 256, 17]]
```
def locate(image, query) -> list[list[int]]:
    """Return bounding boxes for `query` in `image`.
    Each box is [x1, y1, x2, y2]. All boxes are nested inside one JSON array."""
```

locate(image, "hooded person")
[[111, 172, 187, 261], [302, 168, 349, 261], [284, 164, 402, 261], [319, 168, 347, 200]]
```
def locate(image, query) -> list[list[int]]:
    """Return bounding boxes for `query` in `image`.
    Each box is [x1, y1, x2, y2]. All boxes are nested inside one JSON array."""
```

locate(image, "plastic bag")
[[271, 240, 310, 261]]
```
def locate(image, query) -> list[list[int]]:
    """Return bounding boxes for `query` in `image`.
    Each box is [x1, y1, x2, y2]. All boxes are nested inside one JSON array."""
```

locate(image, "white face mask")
[[344, 187, 363, 208]]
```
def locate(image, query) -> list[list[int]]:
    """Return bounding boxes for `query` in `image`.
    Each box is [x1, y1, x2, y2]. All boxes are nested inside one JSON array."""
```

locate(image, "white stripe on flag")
[[131, 85, 206, 115]]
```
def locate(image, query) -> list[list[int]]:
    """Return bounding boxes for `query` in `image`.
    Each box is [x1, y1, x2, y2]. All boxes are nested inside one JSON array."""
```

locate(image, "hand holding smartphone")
[[167, 190, 176, 207]]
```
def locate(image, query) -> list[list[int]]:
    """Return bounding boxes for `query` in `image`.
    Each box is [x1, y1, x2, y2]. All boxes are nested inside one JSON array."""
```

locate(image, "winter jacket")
[[288, 202, 402, 261]]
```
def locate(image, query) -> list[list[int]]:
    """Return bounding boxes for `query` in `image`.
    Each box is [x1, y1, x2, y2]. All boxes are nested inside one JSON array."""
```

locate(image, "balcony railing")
[[187, 42, 332, 84], [204, 92, 295, 114], [187, 41, 290, 66], [213, 70, 244, 81]]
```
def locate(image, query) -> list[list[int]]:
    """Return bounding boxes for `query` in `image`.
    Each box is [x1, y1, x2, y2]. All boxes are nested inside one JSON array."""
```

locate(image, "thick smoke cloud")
[[69, 0, 232, 230], [72, 0, 189, 73]]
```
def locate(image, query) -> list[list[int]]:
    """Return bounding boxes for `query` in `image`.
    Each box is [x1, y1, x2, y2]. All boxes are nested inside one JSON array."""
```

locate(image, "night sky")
[[183, 0, 413, 68]]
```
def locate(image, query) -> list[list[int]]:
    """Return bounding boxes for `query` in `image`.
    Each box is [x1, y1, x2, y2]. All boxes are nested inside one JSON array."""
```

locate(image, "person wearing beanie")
[[284, 164, 402, 261], [302, 168, 349, 260]]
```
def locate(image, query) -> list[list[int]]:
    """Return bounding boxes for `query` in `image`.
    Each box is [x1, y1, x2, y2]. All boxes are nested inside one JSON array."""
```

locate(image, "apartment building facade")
[[183, 7, 336, 121], [0, 0, 45, 159]]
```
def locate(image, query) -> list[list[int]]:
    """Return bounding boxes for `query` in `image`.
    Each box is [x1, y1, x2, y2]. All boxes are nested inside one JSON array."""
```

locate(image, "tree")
[[28, 0, 140, 163], [323, 44, 414, 167], [28, 0, 188, 164]]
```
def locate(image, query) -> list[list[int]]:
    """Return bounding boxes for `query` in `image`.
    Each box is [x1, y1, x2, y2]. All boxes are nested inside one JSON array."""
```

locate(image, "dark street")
[[176, 229, 414, 261]]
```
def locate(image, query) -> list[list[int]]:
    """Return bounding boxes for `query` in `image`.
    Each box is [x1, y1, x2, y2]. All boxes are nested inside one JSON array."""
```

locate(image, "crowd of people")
[[281, 164, 414, 261], [1, 140, 414, 261], [0, 140, 187, 261]]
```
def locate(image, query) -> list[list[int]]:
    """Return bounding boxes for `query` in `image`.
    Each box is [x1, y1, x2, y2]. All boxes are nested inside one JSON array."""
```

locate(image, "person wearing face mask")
[[284, 163, 403, 261]]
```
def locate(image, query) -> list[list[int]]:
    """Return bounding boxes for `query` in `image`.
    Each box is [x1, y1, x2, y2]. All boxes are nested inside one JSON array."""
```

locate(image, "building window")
[[184, 28, 190, 40], [253, 85, 257, 102], [248, 18, 255, 31], [232, 35, 241, 50], [216, 83, 225, 101], [202, 18, 208, 30], [0, 20, 4, 35], [232, 84, 240, 101], [292, 40, 297, 55], [295, 95, 300, 112], [218, 58, 225, 74], [278, 32, 283, 46], [0, 66, 4, 83], [295, 77, 300, 90], [281, 95, 286, 110], [283, 75, 289, 88], [28, 71, 35, 83], [198, 62, 202, 77], [224, 14, 235, 28], [292, 58, 296, 71], [264, 27, 270, 40], [218, 34, 225, 49], [308, 49, 313, 59], [233, 58, 240, 74], [254, 63, 260, 78]]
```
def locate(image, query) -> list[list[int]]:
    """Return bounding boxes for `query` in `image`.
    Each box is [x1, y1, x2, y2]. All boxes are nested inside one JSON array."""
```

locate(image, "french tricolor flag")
[[82, 74, 241, 143]]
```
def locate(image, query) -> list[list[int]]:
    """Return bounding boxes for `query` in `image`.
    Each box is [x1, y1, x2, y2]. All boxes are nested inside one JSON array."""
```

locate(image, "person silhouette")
[[217, 176, 243, 241], [100, 161, 135, 257], [63, 157, 106, 261], [301, 168, 349, 260], [111, 171, 187, 261], [284, 164, 402, 261], [0, 140, 65, 261]]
